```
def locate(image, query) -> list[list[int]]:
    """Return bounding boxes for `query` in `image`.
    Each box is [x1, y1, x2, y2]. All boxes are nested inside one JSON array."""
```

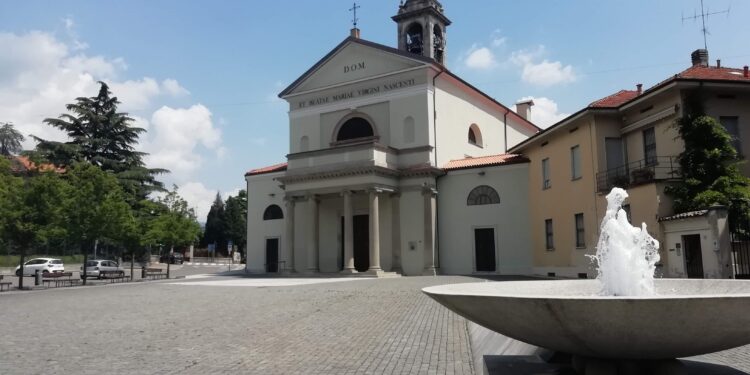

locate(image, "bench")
[[144, 268, 168, 280], [100, 270, 128, 283], [42, 272, 81, 288], [0, 275, 11, 292]]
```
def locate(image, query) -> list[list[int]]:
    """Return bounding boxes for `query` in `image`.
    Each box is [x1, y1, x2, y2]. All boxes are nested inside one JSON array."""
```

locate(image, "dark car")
[[160, 253, 184, 265]]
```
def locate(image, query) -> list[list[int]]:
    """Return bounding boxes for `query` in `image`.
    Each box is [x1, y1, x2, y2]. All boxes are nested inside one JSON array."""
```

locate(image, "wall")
[[661, 207, 732, 279], [437, 163, 532, 275], [246, 172, 287, 273]]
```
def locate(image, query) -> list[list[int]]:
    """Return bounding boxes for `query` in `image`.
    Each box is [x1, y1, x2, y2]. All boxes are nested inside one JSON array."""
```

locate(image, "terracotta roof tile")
[[245, 162, 288, 176], [443, 154, 528, 171], [10, 156, 65, 173], [676, 65, 750, 82], [658, 210, 709, 222], [589, 90, 640, 108]]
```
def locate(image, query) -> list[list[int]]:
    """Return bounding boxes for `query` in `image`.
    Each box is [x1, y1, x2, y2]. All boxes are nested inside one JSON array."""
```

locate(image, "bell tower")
[[392, 0, 451, 64]]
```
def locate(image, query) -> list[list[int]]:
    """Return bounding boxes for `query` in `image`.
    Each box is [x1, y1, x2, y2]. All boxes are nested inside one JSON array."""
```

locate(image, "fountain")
[[423, 188, 750, 374]]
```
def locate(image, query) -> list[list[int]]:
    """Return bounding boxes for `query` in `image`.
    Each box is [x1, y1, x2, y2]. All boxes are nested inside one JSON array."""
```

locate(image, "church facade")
[[245, 0, 539, 276]]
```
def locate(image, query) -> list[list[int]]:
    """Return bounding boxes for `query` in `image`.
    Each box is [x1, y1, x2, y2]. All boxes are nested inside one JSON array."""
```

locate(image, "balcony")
[[596, 156, 681, 193]]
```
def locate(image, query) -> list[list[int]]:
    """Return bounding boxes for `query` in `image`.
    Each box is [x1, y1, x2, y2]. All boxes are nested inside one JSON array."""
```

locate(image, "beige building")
[[245, 1, 538, 276], [511, 49, 750, 279]]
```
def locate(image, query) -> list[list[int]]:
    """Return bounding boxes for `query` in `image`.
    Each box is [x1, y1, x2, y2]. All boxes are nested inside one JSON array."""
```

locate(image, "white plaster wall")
[[437, 164, 532, 275], [433, 77, 536, 167], [663, 217, 723, 279], [246, 172, 287, 273], [399, 189, 426, 275]]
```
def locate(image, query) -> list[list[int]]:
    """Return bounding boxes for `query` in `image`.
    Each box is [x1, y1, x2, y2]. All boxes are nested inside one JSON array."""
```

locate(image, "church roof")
[[443, 154, 528, 171], [278, 36, 540, 134], [245, 162, 288, 177]]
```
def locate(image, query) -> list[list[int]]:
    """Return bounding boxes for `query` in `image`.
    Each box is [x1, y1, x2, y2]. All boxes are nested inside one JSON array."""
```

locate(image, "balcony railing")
[[596, 156, 681, 193]]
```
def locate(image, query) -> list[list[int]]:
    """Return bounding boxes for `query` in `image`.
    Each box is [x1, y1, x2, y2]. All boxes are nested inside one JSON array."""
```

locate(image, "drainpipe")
[[432, 69, 445, 270], [503, 109, 510, 153]]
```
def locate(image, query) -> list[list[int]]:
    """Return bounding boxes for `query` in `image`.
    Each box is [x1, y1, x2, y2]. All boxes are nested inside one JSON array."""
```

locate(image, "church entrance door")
[[474, 228, 496, 272], [341, 214, 370, 272], [265, 238, 279, 273]]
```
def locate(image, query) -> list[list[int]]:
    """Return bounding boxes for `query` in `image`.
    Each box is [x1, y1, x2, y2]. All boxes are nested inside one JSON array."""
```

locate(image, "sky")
[[1, 0, 749, 220]]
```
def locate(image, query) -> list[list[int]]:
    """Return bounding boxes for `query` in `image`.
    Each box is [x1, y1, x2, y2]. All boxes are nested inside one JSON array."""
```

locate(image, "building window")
[[263, 205, 284, 220], [405, 23, 424, 55], [467, 185, 500, 206], [643, 127, 656, 166], [720, 116, 742, 157], [571, 145, 581, 180], [468, 124, 483, 147], [542, 158, 551, 189], [545, 219, 554, 250], [403, 116, 415, 144], [575, 213, 585, 248], [336, 117, 374, 142]]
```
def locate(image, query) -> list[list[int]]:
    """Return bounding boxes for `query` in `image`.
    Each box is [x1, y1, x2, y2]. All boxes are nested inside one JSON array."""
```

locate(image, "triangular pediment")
[[280, 37, 434, 97]]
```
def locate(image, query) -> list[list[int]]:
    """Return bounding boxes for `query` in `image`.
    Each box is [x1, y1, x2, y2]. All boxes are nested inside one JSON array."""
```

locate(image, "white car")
[[14, 258, 65, 276], [80, 260, 124, 279]]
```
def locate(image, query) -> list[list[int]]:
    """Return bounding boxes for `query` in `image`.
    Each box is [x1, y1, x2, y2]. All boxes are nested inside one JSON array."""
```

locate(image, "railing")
[[596, 156, 681, 193]]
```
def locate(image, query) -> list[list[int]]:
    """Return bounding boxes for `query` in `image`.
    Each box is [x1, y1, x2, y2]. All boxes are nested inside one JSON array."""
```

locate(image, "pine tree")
[[0, 122, 24, 156], [224, 190, 247, 256], [203, 193, 227, 254], [32, 82, 167, 202]]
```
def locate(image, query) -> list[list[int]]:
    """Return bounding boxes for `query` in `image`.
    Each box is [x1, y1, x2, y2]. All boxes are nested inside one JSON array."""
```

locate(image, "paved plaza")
[[0, 272, 748, 374]]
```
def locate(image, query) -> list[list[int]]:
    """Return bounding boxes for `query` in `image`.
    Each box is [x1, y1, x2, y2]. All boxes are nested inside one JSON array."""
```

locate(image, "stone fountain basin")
[[423, 279, 750, 359]]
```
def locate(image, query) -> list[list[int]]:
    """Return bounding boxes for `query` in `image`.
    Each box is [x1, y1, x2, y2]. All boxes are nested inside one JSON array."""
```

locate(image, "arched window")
[[300, 136, 309, 152], [403, 116, 415, 144], [406, 23, 424, 55], [336, 117, 374, 142], [433, 25, 445, 63], [468, 124, 483, 147], [263, 205, 284, 220], [467, 185, 500, 206]]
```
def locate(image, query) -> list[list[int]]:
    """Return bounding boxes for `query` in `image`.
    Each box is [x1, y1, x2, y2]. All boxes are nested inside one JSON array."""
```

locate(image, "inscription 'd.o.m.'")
[[344, 61, 366, 73]]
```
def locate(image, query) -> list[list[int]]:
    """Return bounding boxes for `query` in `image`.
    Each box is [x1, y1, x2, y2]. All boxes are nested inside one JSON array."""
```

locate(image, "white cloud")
[[514, 96, 570, 129], [144, 104, 222, 178], [511, 46, 576, 86], [178, 182, 219, 222], [162, 78, 190, 96], [0, 30, 212, 184], [464, 46, 497, 70], [491, 29, 507, 47]]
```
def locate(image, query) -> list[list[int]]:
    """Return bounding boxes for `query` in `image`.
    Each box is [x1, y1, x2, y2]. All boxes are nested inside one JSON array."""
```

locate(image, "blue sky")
[[1, 0, 748, 219]]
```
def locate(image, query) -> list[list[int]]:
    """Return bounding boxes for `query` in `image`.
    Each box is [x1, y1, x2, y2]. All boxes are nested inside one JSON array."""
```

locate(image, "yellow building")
[[511, 49, 750, 279]]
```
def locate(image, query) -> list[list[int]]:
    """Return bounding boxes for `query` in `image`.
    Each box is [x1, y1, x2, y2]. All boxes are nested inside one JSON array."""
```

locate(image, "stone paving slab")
[[0, 275, 475, 375]]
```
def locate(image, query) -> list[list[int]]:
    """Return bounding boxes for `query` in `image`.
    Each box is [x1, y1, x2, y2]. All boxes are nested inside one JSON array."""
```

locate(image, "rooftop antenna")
[[682, 0, 731, 50], [349, 2, 361, 28]]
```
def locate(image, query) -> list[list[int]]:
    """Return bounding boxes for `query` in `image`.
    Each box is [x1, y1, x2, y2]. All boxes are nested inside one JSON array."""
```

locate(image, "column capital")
[[340, 190, 353, 197], [422, 187, 438, 196]]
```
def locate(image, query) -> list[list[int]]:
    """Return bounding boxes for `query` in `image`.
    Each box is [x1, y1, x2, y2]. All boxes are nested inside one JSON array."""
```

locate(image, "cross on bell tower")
[[392, 0, 451, 64]]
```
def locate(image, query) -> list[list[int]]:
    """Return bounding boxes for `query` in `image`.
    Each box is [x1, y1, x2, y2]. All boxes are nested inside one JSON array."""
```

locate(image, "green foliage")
[[224, 190, 247, 254], [665, 95, 750, 213], [0, 122, 24, 156], [202, 193, 227, 250], [64, 163, 133, 253], [31, 82, 167, 203], [144, 186, 201, 252]]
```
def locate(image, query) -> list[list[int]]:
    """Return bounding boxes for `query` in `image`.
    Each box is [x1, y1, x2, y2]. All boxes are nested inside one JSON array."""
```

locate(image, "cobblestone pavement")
[[1, 275, 748, 375], [0, 275, 475, 375]]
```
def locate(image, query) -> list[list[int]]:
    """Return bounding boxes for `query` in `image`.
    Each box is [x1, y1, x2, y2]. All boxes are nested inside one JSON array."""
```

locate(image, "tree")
[[224, 190, 247, 256], [63, 163, 133, 284], [665, 94, 750, 214], [203, 192, 227, 253], [32, 82, 167, 202], [144, 186, 201, 254], [0, 122, 24, 156]]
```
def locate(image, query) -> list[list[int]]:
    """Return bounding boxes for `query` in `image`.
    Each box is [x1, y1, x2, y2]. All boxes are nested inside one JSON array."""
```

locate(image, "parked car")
[[15, 258, 65, 276], [80, 260, 124, 279], [159, 253, 184, 265]]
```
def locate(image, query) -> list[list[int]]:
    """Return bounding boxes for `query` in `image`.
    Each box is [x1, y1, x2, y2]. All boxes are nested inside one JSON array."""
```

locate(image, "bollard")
[[35, 270, 42, 286]]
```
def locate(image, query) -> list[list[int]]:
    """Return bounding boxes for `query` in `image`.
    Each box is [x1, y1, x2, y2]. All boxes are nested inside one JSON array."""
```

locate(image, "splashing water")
[[589, 188, 660, 296]]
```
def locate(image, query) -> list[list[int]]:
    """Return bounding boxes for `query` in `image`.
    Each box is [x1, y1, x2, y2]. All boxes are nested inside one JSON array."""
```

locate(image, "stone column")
[[369, 189, 382, 271], [284, 197, 295, 273], [423, 187, 437, 276], [391, 193, 402, 273], [342, 191, 356, 273], [307, 194, 319, 273]]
